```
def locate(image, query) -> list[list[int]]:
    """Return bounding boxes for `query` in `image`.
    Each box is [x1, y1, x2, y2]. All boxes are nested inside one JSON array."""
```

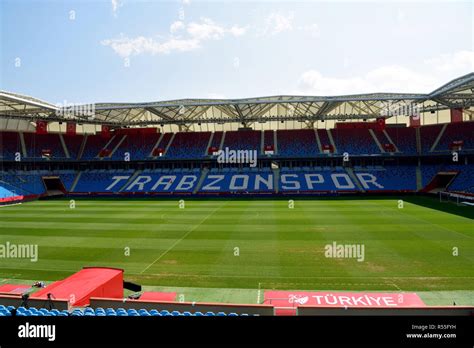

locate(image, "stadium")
[[0, 73, 473, 321], [1, 0, 474, 343]]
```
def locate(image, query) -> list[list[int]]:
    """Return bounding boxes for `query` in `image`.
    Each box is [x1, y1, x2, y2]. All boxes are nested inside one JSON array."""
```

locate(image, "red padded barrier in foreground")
[[31, 267, 123, 306]]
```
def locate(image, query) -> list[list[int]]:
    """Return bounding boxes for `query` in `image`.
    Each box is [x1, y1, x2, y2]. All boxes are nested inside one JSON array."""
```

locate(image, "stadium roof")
[[1, 73, 473, 127]]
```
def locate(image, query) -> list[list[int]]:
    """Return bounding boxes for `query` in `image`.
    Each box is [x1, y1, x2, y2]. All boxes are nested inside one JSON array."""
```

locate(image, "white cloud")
[[102, 17, 246, 57], [296, 50, 473, 95], [260, 12, 294, 36], [111, 0, 123, 16], [101, 35, 200, 57], [170, 21, 185, 34], [187, 18, 226, 40], [229, 25, 247, 37], [424, 50, 474, 74], [299, 23, 320, 38]]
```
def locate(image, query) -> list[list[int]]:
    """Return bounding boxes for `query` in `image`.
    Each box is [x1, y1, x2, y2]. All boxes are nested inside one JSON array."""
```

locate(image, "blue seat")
[[217, 312, 226, 316], [194, 312, 203, 316], [183, 311, 192, 316], [228, 313, 238, 316], [205, 311, 215, 316], [171, 311, 181, 316]]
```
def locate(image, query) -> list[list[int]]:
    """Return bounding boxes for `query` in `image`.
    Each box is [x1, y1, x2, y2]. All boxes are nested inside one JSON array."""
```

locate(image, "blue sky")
[[1, 0, 472, 105]]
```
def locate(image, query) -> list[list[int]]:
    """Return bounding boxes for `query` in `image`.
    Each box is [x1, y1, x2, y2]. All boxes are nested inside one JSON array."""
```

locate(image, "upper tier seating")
[[110, 132, 161, 161], [385, 127, 417, 154], [81, 135, 106, 160], [277, 129, 319, 157], [153, 133, 173, 157], [0, 132, 22, 160], [23, 133, 66, 159], [435, 122, 474, 152], [419, 124, 443, 153], [263, 130, 274, 153], [62, 134, 85, 160], [317, 129, 331, 151], [331, 128, 380, 155], [223, 131, 261, 152], [166, 132, 211, 159], [209, 131, 223, 150]]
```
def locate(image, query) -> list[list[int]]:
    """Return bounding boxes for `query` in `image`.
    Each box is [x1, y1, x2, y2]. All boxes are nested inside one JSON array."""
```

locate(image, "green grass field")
[[0, 196, 473, 305]]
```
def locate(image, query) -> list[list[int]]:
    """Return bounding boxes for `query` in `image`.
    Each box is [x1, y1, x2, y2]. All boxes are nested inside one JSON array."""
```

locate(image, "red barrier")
[[31, 267, 124, 306]]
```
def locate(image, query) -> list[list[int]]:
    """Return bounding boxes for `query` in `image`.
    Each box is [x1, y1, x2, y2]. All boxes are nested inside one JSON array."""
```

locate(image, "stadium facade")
[[0, 73, 473, 202]]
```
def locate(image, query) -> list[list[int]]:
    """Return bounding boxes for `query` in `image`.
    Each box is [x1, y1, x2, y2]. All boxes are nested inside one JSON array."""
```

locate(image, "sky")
[[0, 0, 473, 106]]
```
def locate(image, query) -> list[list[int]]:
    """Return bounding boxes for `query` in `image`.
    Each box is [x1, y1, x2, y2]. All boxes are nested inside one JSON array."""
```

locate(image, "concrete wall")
[[90, 297, 274, 315]]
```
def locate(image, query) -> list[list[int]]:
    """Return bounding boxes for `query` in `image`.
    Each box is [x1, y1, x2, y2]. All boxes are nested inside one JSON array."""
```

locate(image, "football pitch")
[[0, 196, 473, 305]]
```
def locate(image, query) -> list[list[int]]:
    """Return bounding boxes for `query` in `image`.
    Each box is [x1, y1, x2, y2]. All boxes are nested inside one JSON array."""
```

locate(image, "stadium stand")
[[152, 133, 173, 157], [331, 128, 380, 155], [385, 127, 418, 154], [279, 167, 357, 192], [62, 134, 85, 160], [421, 164, 474, 193], [199, 168, 274, 193], [354, 165, 417, 191], [110, 132, 161, 160], [0, 171, 46, 195], [166, 132, 211, 159], [317, 129, 332, 153], [123, 169, 200, 193], [81, 134, 106, 159], [447, 165, 474, 193], [0, 305, 246, 317], [23, 133, 66, 159], [0, 183, 22, 200], [0, 132, 23, 160], [223, 130, 261, 152], [434, 121, 474, 152], [419, 124, 444, 153], [209, 131, 223, 150], [263, 130, 274, 154], [277, 129, 319, 157], [0, 121, 473, 196], [73, 169, 134, 192]]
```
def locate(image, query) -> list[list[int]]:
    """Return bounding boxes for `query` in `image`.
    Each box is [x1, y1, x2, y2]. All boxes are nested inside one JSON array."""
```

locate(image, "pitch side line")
[[140, 203, 225, 274]]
